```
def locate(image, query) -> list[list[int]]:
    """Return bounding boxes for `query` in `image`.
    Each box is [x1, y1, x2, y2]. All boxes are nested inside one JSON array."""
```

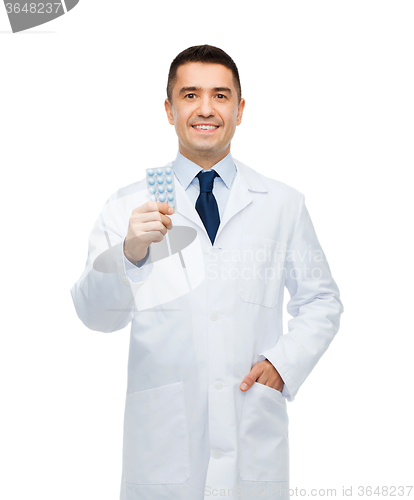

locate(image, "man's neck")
[[178, 147, 230, 170]]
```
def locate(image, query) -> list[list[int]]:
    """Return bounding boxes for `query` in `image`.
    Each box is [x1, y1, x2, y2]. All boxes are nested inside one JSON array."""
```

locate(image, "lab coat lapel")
[[215, 159, 267, 242], [173, 165, 204, 231], [172, 157, 268, 243]]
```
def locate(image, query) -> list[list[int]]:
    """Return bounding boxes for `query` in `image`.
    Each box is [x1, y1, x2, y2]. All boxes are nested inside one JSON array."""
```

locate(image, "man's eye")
[[216, 94, 226, 99], [185, 94, 196, 99]]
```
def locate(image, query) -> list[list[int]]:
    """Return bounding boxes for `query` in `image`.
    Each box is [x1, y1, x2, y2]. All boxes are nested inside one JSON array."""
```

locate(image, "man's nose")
[[196, 96, 215, 117]]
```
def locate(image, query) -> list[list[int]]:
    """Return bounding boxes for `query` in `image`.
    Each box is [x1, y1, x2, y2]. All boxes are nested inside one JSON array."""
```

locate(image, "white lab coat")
[[70, 158, 344, 500]]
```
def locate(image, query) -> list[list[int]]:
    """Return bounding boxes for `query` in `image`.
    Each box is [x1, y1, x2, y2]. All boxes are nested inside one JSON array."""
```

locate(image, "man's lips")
[[191, 124, 220, 132]]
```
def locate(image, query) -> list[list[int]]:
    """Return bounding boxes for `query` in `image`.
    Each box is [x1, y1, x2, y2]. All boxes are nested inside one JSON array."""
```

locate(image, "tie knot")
[[197, 170, 219, 193]]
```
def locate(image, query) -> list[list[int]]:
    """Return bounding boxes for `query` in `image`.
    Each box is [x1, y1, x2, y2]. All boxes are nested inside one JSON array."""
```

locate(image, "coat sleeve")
[[70, 196, 153, 333], [259, 194, 344, 401]]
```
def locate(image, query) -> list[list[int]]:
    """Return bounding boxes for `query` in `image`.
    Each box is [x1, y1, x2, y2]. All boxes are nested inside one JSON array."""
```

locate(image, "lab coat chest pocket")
[[123, 381, 190, 485], [238, 382, 289, 482], [238, 235, 287, 308]]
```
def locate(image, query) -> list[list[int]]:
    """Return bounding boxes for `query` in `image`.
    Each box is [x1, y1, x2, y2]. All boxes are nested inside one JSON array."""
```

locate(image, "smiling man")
[[71, 45, 344, 500]]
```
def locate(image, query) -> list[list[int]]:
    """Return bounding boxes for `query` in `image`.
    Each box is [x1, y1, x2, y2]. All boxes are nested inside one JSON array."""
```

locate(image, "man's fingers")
[[240, 373, 259, 391], [134, 202, 174, 228], [160, 212, 173, 228], [136, 211, 173, 228], [240, 361, 285, 393], [135, 201, 175, 216], [240, 361, 269, 391], [139, 221, 168, 236], [157, 202, 175, 215]]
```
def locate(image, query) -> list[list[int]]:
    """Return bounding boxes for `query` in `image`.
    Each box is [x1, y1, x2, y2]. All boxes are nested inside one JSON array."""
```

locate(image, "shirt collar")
[[172, 150, 236, 190]]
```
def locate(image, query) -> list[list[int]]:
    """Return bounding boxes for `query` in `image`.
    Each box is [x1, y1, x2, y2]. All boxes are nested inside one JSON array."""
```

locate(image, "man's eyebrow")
[[213, 87, 232, 94], [178, 86, 233, 95]]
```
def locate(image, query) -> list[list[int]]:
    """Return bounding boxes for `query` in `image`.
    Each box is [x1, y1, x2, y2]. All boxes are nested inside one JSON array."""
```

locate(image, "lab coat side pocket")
[[238, 381, 289, 482], [123, 380, 190, 485], [238, 236, 287, 309]]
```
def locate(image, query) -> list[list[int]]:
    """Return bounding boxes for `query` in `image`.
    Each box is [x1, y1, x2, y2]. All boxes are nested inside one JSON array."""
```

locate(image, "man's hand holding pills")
[[124, 201, 174, 264]]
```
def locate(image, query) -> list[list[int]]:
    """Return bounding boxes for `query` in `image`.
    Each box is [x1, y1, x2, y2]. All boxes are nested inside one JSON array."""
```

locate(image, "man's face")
[[165, 62, 245, 166]]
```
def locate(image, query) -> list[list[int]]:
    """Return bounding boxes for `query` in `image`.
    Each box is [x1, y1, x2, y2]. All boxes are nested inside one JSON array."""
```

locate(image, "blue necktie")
[[195, 170, 220, 245]]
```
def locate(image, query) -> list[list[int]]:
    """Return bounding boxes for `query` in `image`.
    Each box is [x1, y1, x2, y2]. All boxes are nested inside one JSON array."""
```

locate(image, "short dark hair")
[[167, 44, 242, 105]]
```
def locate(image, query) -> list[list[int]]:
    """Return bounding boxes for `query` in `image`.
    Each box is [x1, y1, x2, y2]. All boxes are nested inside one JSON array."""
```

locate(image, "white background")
[[1, 1, 413, 498]]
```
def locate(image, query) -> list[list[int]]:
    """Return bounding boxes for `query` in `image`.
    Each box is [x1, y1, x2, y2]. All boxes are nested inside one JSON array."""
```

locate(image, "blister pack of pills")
[[146, 166, 177, 210]]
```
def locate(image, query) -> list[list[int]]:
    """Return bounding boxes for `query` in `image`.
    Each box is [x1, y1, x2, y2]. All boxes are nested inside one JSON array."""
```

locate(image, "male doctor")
[[71, 45, 344, 500]]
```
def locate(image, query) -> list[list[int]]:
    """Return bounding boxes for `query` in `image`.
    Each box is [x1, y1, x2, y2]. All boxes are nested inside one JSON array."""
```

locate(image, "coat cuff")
[[122, 239, 153, 283], [260, 353, 295, 402]]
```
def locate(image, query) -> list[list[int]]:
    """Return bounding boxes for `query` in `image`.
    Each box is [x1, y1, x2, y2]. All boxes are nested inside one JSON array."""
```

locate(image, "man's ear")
[[236, 98, 246, 126], [164, 99, 175, 125]]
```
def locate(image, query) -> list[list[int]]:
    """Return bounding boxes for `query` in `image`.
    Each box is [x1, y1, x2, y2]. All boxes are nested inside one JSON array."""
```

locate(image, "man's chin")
[[186, 142, 219, 153]]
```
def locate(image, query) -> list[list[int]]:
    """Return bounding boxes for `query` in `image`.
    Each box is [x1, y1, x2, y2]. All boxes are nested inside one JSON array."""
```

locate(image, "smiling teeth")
[[194, 125, 218, 129]]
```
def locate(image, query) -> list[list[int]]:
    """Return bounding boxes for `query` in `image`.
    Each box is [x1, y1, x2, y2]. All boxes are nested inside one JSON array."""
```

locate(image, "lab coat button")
[[214, 381, 223, 390], [122, 276, 129, 285], [210, 311, 219, 321], [213, 450, 223, 459]]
